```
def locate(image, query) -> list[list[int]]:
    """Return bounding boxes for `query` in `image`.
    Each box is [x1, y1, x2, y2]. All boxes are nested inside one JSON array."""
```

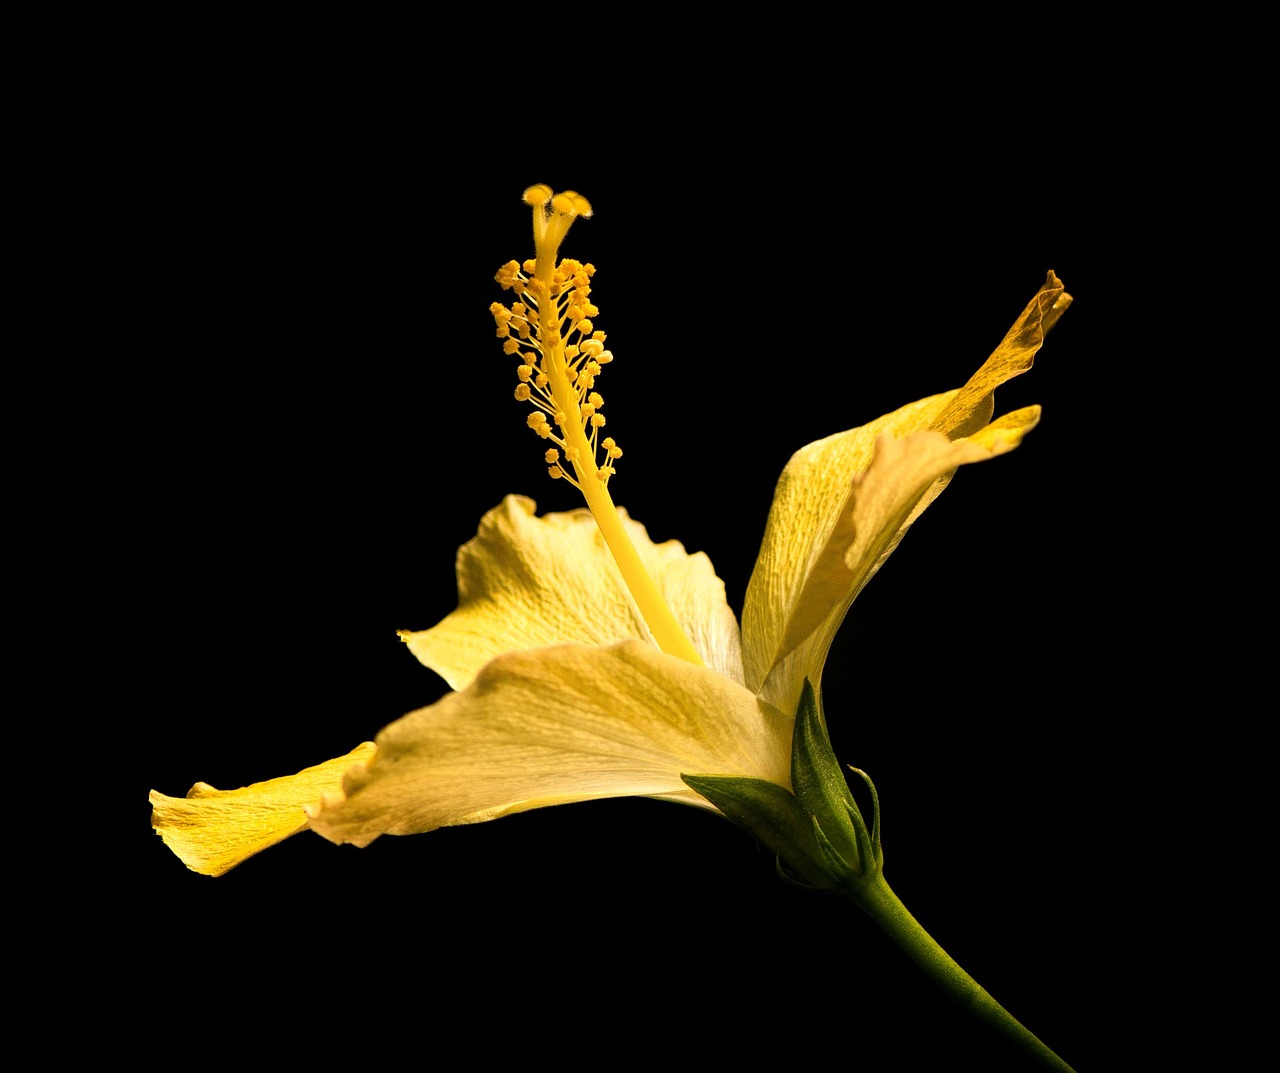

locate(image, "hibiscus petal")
[[930, 270, 1071, 439], [400, 495, 744, 689], [742, 272, 1067, 715], [149, 742, 377, 876], [307, 640, 791, 848], [753, 420, 1038, 717]]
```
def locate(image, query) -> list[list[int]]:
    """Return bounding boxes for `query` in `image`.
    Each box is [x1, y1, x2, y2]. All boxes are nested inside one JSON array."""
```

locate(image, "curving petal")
[[149, 742, 377, 876], [401, 495, 744, 689], [742, 392, 952, 698], [307, 640, 791, 848], [742, 272, 1068, 714], [751, 418, 1039, 717]]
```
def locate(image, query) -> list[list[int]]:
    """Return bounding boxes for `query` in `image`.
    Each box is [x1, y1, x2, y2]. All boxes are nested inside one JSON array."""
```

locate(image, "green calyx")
[[682, 680, 881, 892]]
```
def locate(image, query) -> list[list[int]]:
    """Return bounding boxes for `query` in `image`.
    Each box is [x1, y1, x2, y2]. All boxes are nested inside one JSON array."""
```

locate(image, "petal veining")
[[308, 640, 789, 848], [149, 742, 377, 876], [401, 496, 743, 689], [742, 272, 1067, 714], [929, 270, 1070, 439], [751, 420, 1038, 717], [742, 392, 952, 698]]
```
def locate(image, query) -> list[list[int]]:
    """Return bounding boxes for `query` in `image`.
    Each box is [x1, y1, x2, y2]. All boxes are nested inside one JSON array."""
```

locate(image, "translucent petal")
[[929, 271, 1071, 439], [750, 418, 1038, 718], [741, 393, 951, 700], [149, 742, 377, 876], [308, 640, 790, 848], [742, 272, 1067, 717], [401, 496, 744, 688]]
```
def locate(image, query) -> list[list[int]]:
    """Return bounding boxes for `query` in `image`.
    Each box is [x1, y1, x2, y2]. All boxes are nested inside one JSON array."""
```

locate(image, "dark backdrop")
[[31, 72, 1174, 1071]]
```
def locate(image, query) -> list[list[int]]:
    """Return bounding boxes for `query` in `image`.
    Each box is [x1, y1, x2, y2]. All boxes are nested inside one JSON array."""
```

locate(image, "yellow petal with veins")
[[742, 272, 1067, 716], [401, 495, 744, 690], [149, 742, 376, 876], [308, 640, 790, 848], [753, 416, 1039, 717]]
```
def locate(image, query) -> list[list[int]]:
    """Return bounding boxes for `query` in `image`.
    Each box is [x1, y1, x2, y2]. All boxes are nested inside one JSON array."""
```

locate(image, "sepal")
[[792, 680, 867, 871], [847, 765, 883, 870], [680, 773, 836, 890], [683, 680, 884, 891]]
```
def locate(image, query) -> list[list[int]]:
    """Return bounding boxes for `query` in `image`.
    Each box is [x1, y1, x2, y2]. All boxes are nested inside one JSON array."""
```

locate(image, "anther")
[[551, 191, 593, 217], [523, 184, 553, 207]]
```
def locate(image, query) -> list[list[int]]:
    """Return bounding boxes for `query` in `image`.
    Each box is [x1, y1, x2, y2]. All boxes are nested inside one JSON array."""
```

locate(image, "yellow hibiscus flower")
[[150, 185, 1077, 1070], [151, 185, 1069, 877]]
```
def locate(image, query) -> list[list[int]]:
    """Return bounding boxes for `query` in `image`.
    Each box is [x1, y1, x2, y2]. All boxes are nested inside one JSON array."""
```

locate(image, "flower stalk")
[[687, 681, 1077, 1072], [853, 873, 1078, 1072]]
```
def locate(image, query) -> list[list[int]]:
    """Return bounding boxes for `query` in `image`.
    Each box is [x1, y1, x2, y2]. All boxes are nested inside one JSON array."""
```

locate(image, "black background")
[[27, 67, 1186, 1071]]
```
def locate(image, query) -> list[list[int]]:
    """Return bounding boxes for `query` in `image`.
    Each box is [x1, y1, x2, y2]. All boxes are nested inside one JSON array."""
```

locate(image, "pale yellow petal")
[[741, 392, 953, 697], [742, 271, 1067, 714], [307, 640, 790, 848], [752, 420, 1038, 717], [149, 742, 377, 876], [401, 496, 743, 689]]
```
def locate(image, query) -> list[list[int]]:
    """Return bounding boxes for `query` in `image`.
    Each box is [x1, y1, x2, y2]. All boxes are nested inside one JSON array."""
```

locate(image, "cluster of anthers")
[[490, 184, 623, 489]]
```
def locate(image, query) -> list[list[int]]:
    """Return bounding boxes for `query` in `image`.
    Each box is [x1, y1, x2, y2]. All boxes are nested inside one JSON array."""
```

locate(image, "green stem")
[[852, 872, 1077, 1072]]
